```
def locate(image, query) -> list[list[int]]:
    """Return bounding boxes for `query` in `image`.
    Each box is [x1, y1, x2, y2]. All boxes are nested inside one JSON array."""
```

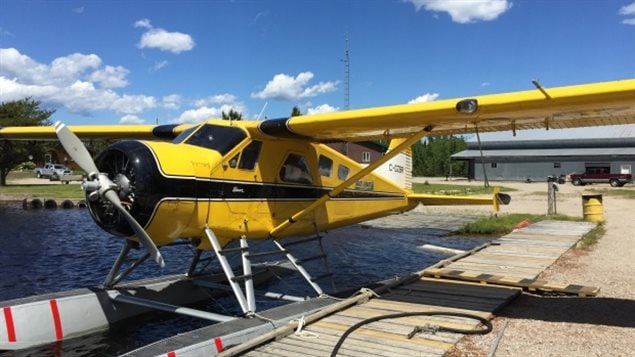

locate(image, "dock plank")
[[299, 326, 440, 357], [365, 299, 493, 319], [307, 323, 447, 356], [321, 314, 463, 344]]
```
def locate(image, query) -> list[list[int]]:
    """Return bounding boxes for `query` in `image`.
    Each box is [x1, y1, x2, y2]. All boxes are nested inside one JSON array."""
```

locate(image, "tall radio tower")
[[343, 34, 350, 110]]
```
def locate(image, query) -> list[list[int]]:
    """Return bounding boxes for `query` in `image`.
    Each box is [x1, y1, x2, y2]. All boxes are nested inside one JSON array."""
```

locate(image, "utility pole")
[[343, 33, 350, 110], [343, 33, 351, 156]]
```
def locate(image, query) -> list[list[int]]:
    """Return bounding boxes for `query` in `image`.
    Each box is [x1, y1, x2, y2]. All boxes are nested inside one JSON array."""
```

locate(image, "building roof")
[[452, 137, 635, 159]]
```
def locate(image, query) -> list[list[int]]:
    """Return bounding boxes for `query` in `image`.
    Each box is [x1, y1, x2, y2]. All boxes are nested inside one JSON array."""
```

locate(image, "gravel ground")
[[413, 177, 635, 357]]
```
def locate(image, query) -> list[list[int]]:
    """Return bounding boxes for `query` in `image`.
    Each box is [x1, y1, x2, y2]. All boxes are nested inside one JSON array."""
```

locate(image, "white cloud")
[[408, 92, 439, 104], [251, 72, 339, 101], [172, 103, 246, 124], [0, 48, 156, 115], [152, 60, 169, 71], [134, 18, 152, 29], [405, 0, 512, 23], [307, 104, 339, 115], [161, 94, 181, 110], [134, 19, 195, 54], [172, 94, 246, 124], [481, 82, 491, 87], [619, 2, 635, 25], [72, 6, 85, 14], [619, 2, 635, 15], [119, 115, 146, 124], [0, 27, 14, 37], [193, 93, 237, 107], [87, 65, 129, 88], [111, 94, 156, 114]]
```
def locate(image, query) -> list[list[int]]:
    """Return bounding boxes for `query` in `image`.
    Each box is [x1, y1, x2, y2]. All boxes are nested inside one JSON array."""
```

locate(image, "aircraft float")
[[1, 78, 634, 321]]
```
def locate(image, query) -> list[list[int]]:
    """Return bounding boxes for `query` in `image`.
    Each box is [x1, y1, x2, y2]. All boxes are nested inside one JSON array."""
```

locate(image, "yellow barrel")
[[582, 194, 604, 222]]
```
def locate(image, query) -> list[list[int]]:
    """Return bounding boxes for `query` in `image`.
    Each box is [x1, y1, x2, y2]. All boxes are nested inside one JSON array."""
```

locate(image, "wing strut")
[[269, 126, 433, 237]]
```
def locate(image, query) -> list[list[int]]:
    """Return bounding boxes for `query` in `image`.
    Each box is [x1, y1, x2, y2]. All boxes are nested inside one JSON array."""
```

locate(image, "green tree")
[[221, 109, 242, 120], [411, 136, 467, 177], [0, 98, 55, 186], [290, 106, 302, 117]]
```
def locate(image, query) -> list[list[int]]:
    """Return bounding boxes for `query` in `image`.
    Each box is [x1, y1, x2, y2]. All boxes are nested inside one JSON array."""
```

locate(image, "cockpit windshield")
[[181, 124, 247, 155]]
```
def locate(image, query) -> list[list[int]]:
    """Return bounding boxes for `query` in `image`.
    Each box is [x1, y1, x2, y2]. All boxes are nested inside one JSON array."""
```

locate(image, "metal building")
[[451, 137, 635, 181]]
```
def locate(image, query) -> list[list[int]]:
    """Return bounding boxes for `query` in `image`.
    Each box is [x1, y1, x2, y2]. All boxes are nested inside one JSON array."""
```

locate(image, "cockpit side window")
[[280, 153, 313, 185], [185, 124, 247, 155], [238, 141, 262, 170]]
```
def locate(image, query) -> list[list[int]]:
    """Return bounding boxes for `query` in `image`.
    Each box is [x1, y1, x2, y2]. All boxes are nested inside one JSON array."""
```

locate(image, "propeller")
[[54, 122, 165, 268]]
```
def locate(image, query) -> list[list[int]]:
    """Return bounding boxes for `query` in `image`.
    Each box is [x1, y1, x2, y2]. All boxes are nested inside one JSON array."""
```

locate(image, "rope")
[[290, 315, 319, 339]]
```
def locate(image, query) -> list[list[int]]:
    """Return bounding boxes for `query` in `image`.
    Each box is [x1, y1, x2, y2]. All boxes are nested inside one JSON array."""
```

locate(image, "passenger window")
[[338, 165, 349, 181], [280, 154, 313, 184], [238, 141, 262, 170], [318, 155, 333, 177]]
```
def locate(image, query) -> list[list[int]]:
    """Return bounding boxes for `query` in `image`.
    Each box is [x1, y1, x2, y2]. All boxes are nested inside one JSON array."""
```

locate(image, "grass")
[[0, 183, 85, 199], [577, 224, 606, 249], [412, 182, 516, 196], [588, 188, 635, 199], [1, 170, 85, 199], [457, 212, 605, 249], [456, 213, 583, 235]]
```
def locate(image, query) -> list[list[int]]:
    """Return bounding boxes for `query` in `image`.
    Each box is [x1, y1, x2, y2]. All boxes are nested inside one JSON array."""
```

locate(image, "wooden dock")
[[424, 220, 599, 296], [222, 220, 598, 357]]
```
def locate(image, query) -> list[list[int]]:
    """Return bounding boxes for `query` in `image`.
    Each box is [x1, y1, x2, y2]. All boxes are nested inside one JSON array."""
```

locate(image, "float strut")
[[103, 240, 133, 288], [204, 228, 252, 315]]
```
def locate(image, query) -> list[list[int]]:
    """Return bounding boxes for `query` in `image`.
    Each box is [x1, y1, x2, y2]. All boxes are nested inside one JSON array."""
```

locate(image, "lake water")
[[0, 202, 486, 356]]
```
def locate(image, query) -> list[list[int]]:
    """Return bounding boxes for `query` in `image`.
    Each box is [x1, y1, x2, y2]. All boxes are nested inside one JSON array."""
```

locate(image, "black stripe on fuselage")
[[158, 177, 405, 202]]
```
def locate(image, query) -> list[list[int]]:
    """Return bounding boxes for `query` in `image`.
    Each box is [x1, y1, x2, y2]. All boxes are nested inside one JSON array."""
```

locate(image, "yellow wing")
[[258, 79, 635, 141], [1, 79, 633, 141], [0, 123, 195, 140]]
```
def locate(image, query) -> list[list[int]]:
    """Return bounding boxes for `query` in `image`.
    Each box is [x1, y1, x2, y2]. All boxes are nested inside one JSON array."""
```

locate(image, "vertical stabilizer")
[[374, 138, 413, 191]]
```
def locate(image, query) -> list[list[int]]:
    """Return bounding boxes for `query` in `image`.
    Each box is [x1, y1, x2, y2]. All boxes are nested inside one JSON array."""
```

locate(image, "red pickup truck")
[[570, 167, 632, 187]]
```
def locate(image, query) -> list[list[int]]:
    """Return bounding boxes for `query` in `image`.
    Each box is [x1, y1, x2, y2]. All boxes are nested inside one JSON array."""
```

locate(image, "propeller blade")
[[54, 121, 165, 268], [54, 121, 99, 175], [104, 190, 165, 268]]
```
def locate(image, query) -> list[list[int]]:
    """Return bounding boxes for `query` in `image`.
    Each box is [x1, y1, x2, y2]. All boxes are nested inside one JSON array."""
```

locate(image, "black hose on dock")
[[330, 311, 492, 356]]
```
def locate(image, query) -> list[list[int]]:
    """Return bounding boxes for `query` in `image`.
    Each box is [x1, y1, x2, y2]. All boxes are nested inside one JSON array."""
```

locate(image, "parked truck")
[[570, 167, 632, 187], [34, 163, 72, 179]]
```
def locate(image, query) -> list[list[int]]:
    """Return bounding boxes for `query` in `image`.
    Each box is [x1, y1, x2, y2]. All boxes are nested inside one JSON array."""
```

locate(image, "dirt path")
[[414, 177, 635, 356]]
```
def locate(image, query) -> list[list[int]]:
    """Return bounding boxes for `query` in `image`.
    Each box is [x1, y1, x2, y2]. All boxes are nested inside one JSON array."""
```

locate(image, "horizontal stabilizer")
[[408, 191, 510, 212]]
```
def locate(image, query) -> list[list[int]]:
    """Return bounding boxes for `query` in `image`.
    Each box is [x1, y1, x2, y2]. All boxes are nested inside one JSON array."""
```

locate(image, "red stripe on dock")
[[167, 352, 176, 357], [214, 337, 224, 352], [3, 306, 16, 342], [49, 299, 63, 341]]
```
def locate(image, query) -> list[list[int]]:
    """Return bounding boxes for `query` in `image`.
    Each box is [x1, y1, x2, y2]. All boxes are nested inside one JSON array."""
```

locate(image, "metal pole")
[[186, 249, 203, 277], [205, 228, 249, 314], [474, 124, 490, 188], [110, 293, 235, 323], [273, 240, 324, 296], [103, 240, 133, 288], [241, 237, 256, 313]]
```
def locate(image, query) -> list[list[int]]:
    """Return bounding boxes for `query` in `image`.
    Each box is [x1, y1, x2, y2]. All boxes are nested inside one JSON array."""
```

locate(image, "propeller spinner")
[[54, 122, 165, 268]]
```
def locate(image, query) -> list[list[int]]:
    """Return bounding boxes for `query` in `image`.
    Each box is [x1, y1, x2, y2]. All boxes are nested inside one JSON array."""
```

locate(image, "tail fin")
[[374, 138, 413, 190]]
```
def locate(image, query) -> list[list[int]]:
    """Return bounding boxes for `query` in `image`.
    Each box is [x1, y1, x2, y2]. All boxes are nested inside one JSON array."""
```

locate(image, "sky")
[[1, 0, 634, 141]]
